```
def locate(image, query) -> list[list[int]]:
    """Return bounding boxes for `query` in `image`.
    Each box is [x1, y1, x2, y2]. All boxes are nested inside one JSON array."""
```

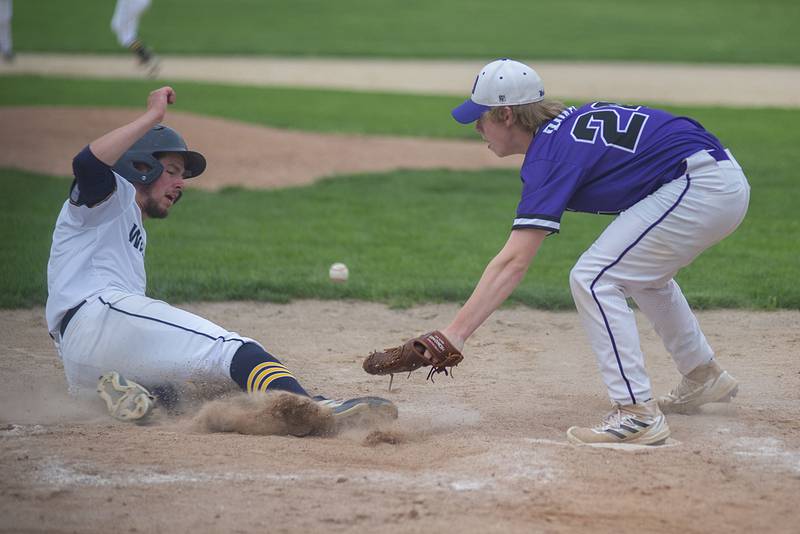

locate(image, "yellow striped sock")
[[247, 362, 295, 393], [255, 372, 294, 392], [247, 362, 287, 391]]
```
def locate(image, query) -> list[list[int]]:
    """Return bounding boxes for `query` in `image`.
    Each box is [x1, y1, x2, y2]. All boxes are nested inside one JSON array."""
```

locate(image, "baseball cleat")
[[566, 399, 670, 446], [143, 55, 162, 79], [315, 396, 398, 429], [658, 360, 739, 414], [129, 40, 161, 78], [97, 371, 156, 422]]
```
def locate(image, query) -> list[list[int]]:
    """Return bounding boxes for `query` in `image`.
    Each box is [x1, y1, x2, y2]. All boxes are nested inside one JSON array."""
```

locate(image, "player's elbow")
[[507, 258, 532, 283], [72, 146, 94, 177], [490, 252, 532, 282], [504, 245, 537, 273], [497, 229, 545, 271]]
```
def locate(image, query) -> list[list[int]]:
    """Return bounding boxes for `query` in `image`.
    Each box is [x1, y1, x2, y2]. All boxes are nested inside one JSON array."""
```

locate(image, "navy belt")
[[59, 300, 86, 337]]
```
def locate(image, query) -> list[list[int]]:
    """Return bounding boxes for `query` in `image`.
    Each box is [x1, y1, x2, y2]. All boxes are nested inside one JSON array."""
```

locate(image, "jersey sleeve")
[[513, 159, 585, 235], [70, 146, 117, 208], [66, 147, 136, 228]]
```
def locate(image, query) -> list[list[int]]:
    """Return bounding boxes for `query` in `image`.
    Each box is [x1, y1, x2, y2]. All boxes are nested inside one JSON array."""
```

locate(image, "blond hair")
[[486, 99, 567, 133]]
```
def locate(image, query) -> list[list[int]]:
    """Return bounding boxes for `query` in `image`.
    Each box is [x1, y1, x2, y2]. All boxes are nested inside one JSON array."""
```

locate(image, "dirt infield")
[[3, 56, 800, 532], [1, 302, 799, 533]]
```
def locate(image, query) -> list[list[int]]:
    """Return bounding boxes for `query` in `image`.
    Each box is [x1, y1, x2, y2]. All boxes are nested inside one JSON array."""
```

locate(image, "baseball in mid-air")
[[329, 262, 349, 283]]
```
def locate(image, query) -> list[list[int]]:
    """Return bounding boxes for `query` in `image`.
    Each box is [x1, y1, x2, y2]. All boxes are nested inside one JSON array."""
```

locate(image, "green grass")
[[12, 0, 800, 64], [2, 161, 797, 310], [2, 77, 798, 309]]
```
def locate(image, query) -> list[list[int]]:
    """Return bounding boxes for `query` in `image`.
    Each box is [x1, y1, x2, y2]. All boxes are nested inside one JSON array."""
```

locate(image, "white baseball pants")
[[569, 149, 750, 405], [110, 0, 151, 47], [57, 290, 258, 396]]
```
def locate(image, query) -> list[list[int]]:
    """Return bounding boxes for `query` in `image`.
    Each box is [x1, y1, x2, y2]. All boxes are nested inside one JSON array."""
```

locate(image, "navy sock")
[[229, 342, 309, 397]]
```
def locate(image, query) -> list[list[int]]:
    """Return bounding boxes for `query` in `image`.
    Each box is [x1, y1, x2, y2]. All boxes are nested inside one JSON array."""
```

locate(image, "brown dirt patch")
[[1, 302, 799, 533], [192, 392, 335, 437], [0, 106, 520, 190]]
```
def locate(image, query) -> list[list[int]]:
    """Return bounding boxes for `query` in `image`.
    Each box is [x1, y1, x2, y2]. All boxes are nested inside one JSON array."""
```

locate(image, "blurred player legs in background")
[[111, 0, 160, 77], [0, 0, 12, 62]]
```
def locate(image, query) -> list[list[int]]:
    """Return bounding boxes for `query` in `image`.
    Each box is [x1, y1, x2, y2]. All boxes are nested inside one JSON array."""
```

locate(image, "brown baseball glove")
[[363, 330, 464, 381]]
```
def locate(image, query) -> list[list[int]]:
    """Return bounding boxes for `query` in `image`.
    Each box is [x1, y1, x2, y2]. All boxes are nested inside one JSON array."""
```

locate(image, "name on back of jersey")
[[542, 106, 577, 135]]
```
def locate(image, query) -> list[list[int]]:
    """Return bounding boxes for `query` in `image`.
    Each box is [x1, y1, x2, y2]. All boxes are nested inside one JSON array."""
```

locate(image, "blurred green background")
[[13, 0, 800, 63], [2, 1, 798, 310]]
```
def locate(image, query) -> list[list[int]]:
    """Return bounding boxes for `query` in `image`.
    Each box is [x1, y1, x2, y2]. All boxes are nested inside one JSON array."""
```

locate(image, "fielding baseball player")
[[46, 86, 396, 429], [111, 0, 159, 76], [364, 58, 749, 446]]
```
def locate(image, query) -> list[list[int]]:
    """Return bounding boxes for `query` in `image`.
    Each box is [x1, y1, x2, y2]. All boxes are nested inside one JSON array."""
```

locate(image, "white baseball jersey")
[[46, 172, 146, 335], [47, 148, 257, 397]]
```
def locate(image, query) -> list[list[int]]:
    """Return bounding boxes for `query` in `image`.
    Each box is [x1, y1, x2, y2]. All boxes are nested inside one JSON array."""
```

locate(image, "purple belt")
[[675, 148, 730, 178]]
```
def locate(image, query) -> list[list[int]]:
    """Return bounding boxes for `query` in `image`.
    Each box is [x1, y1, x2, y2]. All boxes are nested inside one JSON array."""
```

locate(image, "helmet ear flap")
[[113, 153, 164, 185]]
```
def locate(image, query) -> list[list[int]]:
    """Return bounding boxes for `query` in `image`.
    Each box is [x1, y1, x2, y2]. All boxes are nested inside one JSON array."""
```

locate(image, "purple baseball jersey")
[[513, 102, 726, 234]]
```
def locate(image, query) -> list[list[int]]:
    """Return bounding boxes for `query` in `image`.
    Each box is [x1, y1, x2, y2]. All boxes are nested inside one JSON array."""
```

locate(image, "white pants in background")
[[57, 290, 258, 396], [0, 0, 12, 55], [569, 149, 750, 405], [110, 0, 151, 47]]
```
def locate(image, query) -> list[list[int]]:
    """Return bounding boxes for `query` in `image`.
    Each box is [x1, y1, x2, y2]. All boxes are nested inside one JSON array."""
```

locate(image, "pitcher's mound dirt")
[[0, 106, 521, 189]]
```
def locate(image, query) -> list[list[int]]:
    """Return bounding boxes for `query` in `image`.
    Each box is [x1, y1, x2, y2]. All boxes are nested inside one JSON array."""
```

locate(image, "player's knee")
[[569, 262, 594, 297]]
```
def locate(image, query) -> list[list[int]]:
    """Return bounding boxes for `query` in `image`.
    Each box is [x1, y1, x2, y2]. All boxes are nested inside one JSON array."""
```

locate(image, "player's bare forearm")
[[443, 256, 529, 347], [90, 86, 175, 166], [443, 229, 546, 348]]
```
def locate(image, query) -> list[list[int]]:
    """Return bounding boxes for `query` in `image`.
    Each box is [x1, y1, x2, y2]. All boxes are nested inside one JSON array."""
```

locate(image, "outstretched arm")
[[362, 229, 548, 380], [70, 86, 177, 207], [89, 86, 175, 165], [441, 228, 548, 349]]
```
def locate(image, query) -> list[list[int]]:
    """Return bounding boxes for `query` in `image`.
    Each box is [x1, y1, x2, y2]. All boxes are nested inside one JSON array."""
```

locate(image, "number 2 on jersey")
[[570, 102, 648, 153]]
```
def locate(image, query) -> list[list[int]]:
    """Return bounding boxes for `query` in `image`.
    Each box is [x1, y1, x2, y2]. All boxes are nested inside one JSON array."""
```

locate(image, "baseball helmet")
[[112, 124, 206, 186]]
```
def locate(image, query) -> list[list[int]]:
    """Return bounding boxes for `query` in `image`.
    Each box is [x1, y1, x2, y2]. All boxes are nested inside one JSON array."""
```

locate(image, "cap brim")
[[183, 151, 206, 178], [451, 99, 490, 124]]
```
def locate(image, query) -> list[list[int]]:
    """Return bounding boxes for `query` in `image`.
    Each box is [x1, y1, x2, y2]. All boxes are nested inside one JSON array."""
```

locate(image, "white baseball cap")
[[451, 58, 545, 124]]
